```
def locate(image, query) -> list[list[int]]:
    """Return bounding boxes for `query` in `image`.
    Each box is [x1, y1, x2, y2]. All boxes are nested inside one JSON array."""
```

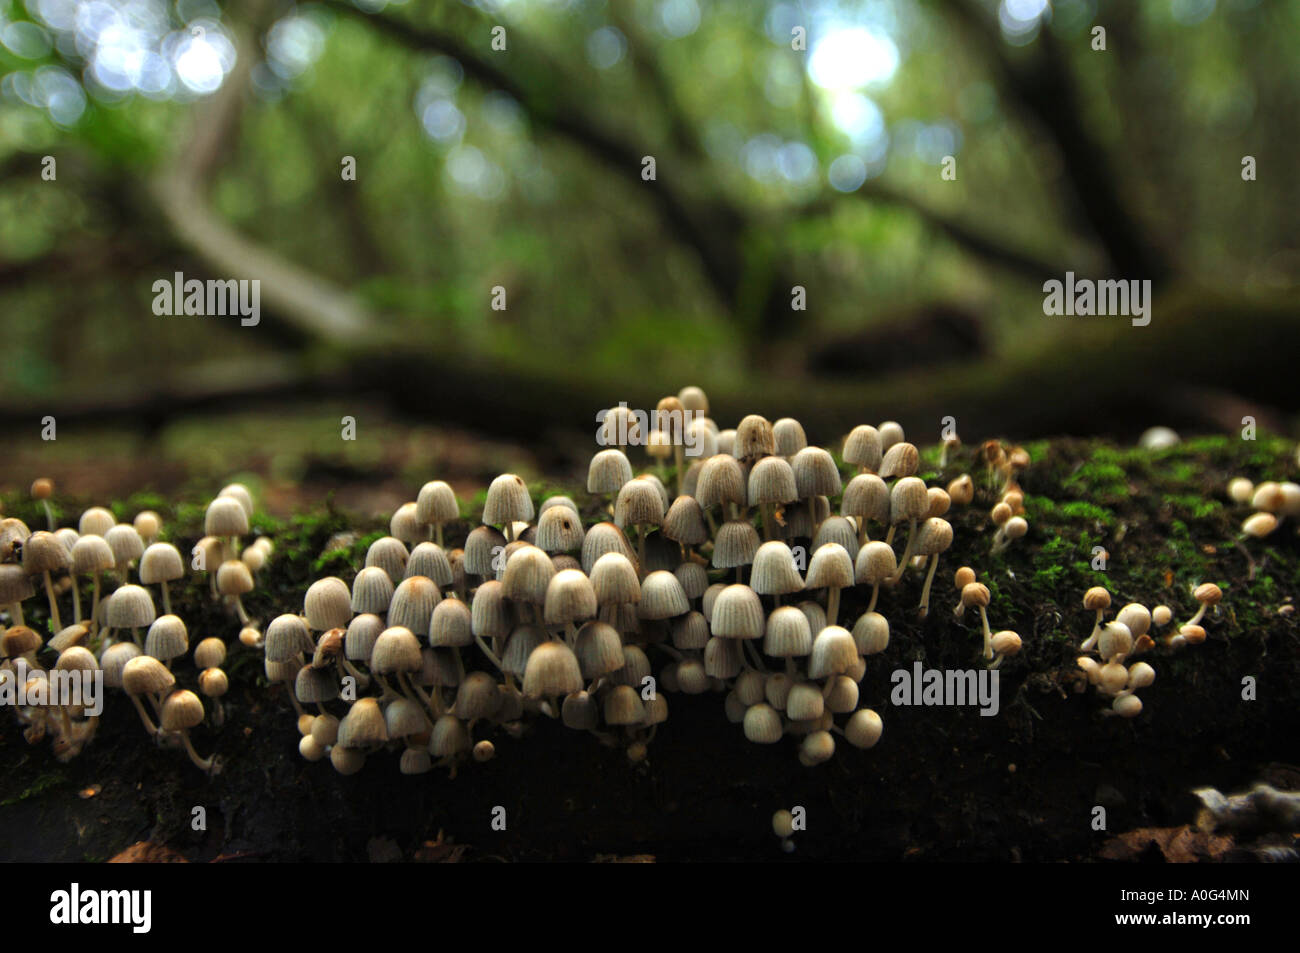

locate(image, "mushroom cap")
[[338, 697, 387, 748], [991, 630, 1022, 656], [879, 442, 920, 480], [732, 415, 774, 461], [671, 611, 710, 650], [536, 505, 586, 554], [139, 543, 184, 584], [808, 625, 858, 679], [580, 522, 636, 574], [295, 665, 339, 704], [750, 541, 805, 595], [772, 418, 807, 457], [502, 624, 547, 677], [539, 495, 581, 517], [483, 473, 535, 527], [193, 637, 227, 669], [661, 496, 707, 546], [1083, 586, 1112, 611], [712, 520, 760, 569], [851, 611, 890, 655], [914, 518, 954, 556], [388, 575, 441, 635], [674, 561, 708, 600], [100, 641, 142, 688], [1193, 582, 1223, 605], [49, 623, 89, 653], [106, 584, 157, 629], [216, 560, 254, 597], [603, 684, 646, 726], [470, 581, 511, 640], [1114, 603, 1151, 638], [406, 542, 453, 585], [370, 626, 423, 675], [792, 447, 842, 498], [2, 624, 42, 657], [614, 479, 666, 529], [382, 697, 425, 737], [696, 454, 747, 509], [502, 545, 556, 605], [841, 473, 890, 523], [304, 577, 351, 630], [589, 552, 641, 605], [204, 497, 249, 538], [587, 449, 634, 495], [429, 715, 471, 757], [742, 703, 783, 744], [574, 621, 625, 677], [23, 531, 70, 574], [805, 542, 854, 591], [349, 566, 394, 615], [960, 582, 991, 609], [0, 564, 36, 604], [344, 613, 383, 663], [854, 541, 897, 586], [522, 640, 584, 698], [454, 671, 502, 720], [1127, 661, 1156, 690], [160, 689, 205, 731], [218, 483, 255, 518], [638, 570, 690, 620], [843, 426, 883, 471], [711, 584, 764, 639], [786, 681, 825, 721], [364, 537, 409, 582], [947, 475, 975, 505], [78, 507, 116, 537], [122, 654, 175, 696], [678, 385, 709, 414], [266, 613, 314, 663], [133, 510, 162, 540], [845, 709, 884, 749], [53, 645, 97, 674], [812, 517, 860, 562], [764, 605, 813, 657], [889, 477, 929, 523], [416, 480, 459, 525], [463, 525, 507, 577], [543, 569, 598, 626], [145, 614, 189, 661], [389, 502, 423, 544], [748, 456, 797, 506]]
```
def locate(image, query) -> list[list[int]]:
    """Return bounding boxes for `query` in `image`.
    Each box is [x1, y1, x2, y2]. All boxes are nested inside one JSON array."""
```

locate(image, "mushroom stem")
[[177, 728, 218, 774], [7, 601, 23, 626], [886, 521, 918, 584], [131, 627, 142, 648], [918, 555, 941, 619], [231, 594, 250, 626], [42, 570, 62, 631], [673, 445, 685, 498], [807, 498, 818, 537], [72, 577, 82, 625], [884, 525, 896, 546], [978, 606, 994, 660], [742, 640, 768, 673], [41, 500, 55, 532], [398, 671, 437, 724], [1080, 610, 1104, 653], [760, 503, 776, 541], [89, 574, 101, 635], [867, 584, 881, 614], [826, 586, 841, 627], [1186, 604, 1209, 628], [127, 694, 159, 736], [161, 580, 172, 617]]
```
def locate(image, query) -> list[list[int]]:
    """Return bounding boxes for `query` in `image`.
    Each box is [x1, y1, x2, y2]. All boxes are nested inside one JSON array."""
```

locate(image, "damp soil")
[[2, 435, 1298, 862]]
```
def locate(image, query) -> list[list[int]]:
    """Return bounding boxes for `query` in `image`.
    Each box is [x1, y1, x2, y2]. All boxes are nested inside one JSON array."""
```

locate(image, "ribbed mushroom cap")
[[371, 626, 423, 675], [685, 419, 718, 459], [589, 552, 640, 605], [145, 615, 188, 661], [452, 671, 501, 720], [841, 474, 890, 523], [295, 665, 339, 704], [429, 715, 470, 757], [852, 611, 890, 655], [338, 697, 387, 748], [311, 628, 344, 669], [502, 624, 547, 677], [416, 480, 459, 526], [522, 640, 584, 698], [349, 566, 393, 615], [808, 625, 858, 678], [704, 636, 742, 679], [878, 421, 905, 450], [854, 541, 897, 586], [701, 583, 726, 623], [406, 543, 453, 586], [23, 531, 70, 574], [961, 583, 991, 609], [673, 561, 708, 600], [343, 613, 383, 662], [215, 560, 253, 598], [461, 526, 504, 577], [540, 496, 580, 517], [382, 697, 425, 737], [304, 577, 352, 630], [826, 675, 859, 714], [1083, 586, 1111, 611], [363, 537, 408, 582], [1115, 603, 1151, 638], [470, 580, 511, 640], [786, 681, 825, 721], [747, 456, 797, 507], [843, 426, 883, 472], [750, 541, 805, 595], [764, 605, 813, 657], [68, 535, 113, 576], [138, 543, 184, 585], [734, 415, 775, 460], [743, 703, 783, 744], [797, 600, 828, 635], [78, 507, 115, 537], [193, 636, 226, 669], [218, 483, 254, 518], [574, 621, 624, 677], [805, 543, 854, 591], [845, 709, 883, 749], [772, 418, 808, 457], [122, 654, 175, 696], [914, 518, 954, 556], [51, 646, 96, 678], [502, 545, 556, 605], [614, 479, 665, 530], [388, 576, 441, 634], [536, 505, 586, 554], [100, 641, 141, 688], [421, 647, 461, 687], [695, 454, 747, 510], [0, 564, 36, 604], [711, 584, 764, 639], [587, 449, 634, 495], [381, 502, 419, 544], [266, 613, 314, 662], [159, 689, 204, 732], [671, 611, 710, 650], [106, 584, 156, 629], [638, 570, 690, 619], [204, 497, 249, 538], [49, 623, 89, 653], [791, 447, 842, 498], [712, 520, 760, 569], [603, 684, 646, 726], [580, 522, 637, 574], [811, 517, 858, 561], [483, 474, 535, 527], [543, 569, 598, 626], [879, 442, 920, 479], [890, 477, 930, 523], [659, 497, 705, 547]]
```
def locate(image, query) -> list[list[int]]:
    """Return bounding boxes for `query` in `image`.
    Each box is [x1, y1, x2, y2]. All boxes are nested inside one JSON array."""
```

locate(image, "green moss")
[[1, 772, 65, 806], [1058, 501, 1115, 524], [1063, 461, 1128, 496]]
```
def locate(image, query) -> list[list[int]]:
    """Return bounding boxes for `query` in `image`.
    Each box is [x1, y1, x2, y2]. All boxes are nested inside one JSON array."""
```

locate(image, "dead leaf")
[[108, 842, 188, 863], [1099, 825, 1234, 863]]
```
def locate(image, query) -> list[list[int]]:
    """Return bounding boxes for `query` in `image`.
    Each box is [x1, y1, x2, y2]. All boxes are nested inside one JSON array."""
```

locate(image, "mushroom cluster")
[[979, 440, 1030, 554], [1226, 476, 1300, 541], [0, 482, 269, 771]]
